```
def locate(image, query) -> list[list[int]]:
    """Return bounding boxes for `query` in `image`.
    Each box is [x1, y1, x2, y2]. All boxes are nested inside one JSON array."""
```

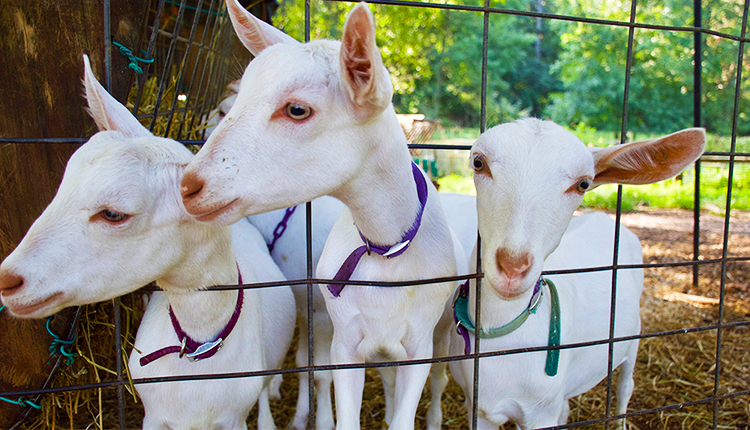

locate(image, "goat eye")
[[100, 210, 129, 223], [472, 155, 486, 172], [285, 103, 312, 121], [575, 178, 593, 194]]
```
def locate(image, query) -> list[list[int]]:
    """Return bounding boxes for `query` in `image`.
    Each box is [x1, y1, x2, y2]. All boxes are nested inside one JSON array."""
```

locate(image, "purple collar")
[[267, 206, 297, 254], [327, 162, 429, 297], [139, 266, 244, 366]]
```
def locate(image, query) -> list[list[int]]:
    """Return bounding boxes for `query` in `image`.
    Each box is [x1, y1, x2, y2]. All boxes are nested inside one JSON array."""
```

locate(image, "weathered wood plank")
[[0, 1, 148, 427]]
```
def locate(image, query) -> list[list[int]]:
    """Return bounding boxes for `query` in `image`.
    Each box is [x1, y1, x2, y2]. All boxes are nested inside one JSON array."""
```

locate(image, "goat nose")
[[495, 248, 533, 281], [181, 171, 204, 201], [0, 270, 25, 296]]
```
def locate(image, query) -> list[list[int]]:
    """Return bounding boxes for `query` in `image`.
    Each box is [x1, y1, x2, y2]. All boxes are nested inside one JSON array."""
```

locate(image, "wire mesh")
[[1, 0, 749, 428]]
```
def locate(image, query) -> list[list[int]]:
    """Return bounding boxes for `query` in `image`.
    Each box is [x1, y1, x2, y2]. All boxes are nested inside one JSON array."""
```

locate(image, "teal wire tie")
[[111, 40, 154, 74], [164, 0, 220, 16], [0, 304, 5, 313], [46, 317, 77, 366], [0, 396, 41, 410]]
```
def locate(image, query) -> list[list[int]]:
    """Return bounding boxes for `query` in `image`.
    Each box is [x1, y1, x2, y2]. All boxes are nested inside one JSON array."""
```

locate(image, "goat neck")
[[330, 108, 420, 246], [155, 222, 241, 343]]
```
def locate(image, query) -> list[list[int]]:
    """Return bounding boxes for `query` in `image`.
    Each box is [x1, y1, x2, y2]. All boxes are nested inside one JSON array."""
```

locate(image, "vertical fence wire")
[[178, 0, 220, 138], [304, 3, 315, 430], [163, 0, 206, 136], [102, 0, 127, 427], [693, 0, 703, 290], [132, 0, 166, 116], [713, 0, 749, 426], [603, 1, 638, 427], [147, 0, 188, 132], [470, 1, 491, 428], [187, 0, 230, 136]]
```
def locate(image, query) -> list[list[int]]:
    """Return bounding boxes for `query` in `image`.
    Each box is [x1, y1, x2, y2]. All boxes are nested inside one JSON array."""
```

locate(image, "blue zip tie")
[[0, 304, 5, 312], [111, 40, 154, 74], [46, 317, 77, 366], [0, 396, 41, 410]]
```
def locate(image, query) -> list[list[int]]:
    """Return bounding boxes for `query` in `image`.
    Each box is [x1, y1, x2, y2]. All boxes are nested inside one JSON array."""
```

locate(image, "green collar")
[[452, 277, 561, 376]]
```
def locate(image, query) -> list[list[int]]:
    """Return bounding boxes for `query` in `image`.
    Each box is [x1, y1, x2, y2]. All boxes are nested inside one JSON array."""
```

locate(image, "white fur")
[[449, 118, 706, 429], [180, 2, 466, 429], [0, 56, 296, 430]]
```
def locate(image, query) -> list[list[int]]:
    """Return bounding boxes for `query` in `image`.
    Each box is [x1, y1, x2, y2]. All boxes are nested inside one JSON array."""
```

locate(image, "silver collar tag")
[[383, 240, 410, 257], [186, 338, 224, 361]]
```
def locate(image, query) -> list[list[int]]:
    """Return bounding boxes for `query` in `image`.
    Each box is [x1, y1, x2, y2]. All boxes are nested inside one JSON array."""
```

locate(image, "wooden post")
[[0, 1, 148, 427]]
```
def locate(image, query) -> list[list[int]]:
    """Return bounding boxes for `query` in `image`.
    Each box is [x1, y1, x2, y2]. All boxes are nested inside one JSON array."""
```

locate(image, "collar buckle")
[[178, 337, 187, 358]]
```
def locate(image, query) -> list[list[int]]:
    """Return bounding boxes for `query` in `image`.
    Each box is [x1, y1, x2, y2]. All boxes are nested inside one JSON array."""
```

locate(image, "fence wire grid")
[[1, 0, 749, 429]]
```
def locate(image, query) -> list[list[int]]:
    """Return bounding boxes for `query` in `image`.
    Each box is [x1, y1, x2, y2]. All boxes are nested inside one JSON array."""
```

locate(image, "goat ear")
[[590, 128, 706, 187], [226, 0, 299, 56], [339, 3, 393, 120], [83, 55, 151, 138]]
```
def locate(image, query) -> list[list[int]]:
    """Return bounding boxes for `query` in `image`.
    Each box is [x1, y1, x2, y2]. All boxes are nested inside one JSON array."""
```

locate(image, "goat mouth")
[[195, 198, 241, 222], [8, 292, 64, 316], [488, 276, 530, 299]]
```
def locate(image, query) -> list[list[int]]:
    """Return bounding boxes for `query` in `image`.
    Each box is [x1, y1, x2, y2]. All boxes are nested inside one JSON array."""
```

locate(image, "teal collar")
[[452, 277, 561, 376]]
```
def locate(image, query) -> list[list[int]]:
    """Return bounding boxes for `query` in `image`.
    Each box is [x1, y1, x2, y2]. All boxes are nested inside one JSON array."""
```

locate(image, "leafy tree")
[[547, 0, 750, 136], [273, 0, 560, 127]]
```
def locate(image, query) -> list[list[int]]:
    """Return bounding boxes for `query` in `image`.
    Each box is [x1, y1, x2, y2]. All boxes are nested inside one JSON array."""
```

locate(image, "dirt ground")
[[21, 208, 750, 429]]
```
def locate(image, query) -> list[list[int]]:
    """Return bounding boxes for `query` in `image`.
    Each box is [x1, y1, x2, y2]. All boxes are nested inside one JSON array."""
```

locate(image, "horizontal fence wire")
[[329, 0, 750, 41], [4, 320, 750, 398], [2, 0, 749, 428]]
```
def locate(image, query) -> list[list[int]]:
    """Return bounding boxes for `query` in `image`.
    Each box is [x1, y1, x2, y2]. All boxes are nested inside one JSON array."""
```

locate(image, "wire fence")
[[2, 0, 749, 429]]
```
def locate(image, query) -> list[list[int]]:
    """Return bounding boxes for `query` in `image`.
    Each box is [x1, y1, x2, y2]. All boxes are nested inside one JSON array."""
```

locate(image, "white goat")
[[448, 118, 706, 429], [179, 2, 465, 428], [0, 56, 296, 430], [202, 77, 478, 429]]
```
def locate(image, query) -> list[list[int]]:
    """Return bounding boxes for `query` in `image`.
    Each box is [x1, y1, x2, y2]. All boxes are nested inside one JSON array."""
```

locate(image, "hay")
[[125, 74, 212, 142]]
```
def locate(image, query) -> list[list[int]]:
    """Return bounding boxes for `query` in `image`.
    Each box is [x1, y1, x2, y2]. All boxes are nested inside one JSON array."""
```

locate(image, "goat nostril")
[[495, 249, 533, 280], [181, 172, 204, 200], [0, 271, 25, 296]]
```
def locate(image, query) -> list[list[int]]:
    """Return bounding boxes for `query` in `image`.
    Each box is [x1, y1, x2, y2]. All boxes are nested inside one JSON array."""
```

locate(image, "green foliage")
[[437, 174, 476, 195], [546, 0, 750, 135]]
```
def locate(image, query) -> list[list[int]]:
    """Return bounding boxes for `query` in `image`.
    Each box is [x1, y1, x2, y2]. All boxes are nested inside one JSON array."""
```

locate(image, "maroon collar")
[[139, 266, 244, 366]]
